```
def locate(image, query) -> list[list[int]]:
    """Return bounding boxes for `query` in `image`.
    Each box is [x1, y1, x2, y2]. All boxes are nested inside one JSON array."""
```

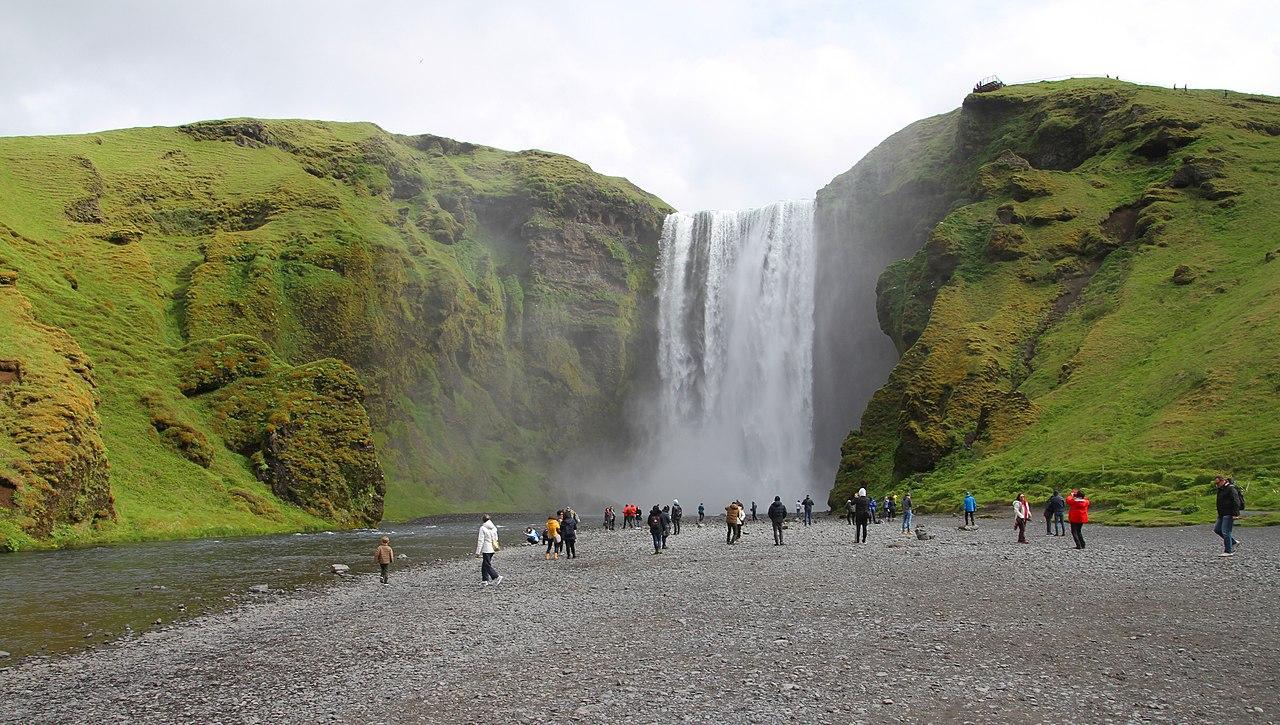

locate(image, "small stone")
[[0, 651, 10, 658], [330, 564, 350, 575], [248, 584, 270, 594]]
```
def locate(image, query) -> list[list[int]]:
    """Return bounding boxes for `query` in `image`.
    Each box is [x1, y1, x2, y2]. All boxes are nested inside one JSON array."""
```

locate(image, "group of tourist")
[[371, 475, 1247, 585]]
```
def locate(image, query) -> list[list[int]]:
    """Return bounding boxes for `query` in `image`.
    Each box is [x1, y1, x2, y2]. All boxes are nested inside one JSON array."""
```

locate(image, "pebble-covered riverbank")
[[3, 515, 1277, 724]]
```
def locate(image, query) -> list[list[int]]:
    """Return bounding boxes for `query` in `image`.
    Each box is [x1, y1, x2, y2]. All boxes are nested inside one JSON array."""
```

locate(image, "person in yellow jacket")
[[545, 514, 561, 561]]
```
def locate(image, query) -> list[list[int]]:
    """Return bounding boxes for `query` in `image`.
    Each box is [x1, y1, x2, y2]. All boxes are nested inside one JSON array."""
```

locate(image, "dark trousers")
[[379, 563, 389, 584], [565, 537, 577, 558], [734, 524, 742, 542], [651, 531, 662, 553], [871, 510, 879, 524], [545, 538, 554, 554], [699, 513, 705, 523], [1053, 513, 1066, 536], [772, 520, 784, 545], [1044, 514, 1052, 535], [1015, 517, 1028, 543], [751, 512, 757, 521], [1070, 522, 1085, 549], [481, 552, 498, 581], [855, 517, 868, 543], [673, 519, 681, 535], [845, 512, 854, 524], [804, 510, 813, 526], [1214, 515, 1237, 553], [965, 511, 976, 526]]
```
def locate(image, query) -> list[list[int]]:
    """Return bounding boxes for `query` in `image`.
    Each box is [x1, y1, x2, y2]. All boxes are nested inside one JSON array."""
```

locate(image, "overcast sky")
[[3, 1, 1277, 210]]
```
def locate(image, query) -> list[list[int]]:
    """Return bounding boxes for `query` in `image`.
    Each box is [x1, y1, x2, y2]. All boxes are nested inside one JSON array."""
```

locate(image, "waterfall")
[[647, 200, 818, 505]]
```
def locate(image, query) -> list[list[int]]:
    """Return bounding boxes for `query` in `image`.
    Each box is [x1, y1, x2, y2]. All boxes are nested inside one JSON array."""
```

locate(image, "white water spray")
[[645, 200, 818, 505]]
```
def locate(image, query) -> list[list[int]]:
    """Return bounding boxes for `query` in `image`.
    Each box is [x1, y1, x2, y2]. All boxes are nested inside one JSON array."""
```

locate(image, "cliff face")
[[0, 120, 669, 549], [825, 79, 1280, 523]]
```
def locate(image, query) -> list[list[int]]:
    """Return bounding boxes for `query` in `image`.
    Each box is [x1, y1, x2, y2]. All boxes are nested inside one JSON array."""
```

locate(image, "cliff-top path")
[[3, 517, 1277, 724]]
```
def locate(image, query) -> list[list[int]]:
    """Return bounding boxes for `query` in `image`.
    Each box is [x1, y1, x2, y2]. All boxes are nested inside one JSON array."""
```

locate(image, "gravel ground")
[[2, 515, 1277, 724]]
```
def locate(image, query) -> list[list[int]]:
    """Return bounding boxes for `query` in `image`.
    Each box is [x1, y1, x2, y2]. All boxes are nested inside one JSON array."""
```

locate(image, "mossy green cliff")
[[826, 79, 1280, 523], [0, 120, 669, 549]]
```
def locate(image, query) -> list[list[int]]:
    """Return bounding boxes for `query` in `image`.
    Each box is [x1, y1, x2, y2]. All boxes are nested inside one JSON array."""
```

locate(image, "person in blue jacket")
[[869, 495, 880, 524], [963, 491, 977, 527]]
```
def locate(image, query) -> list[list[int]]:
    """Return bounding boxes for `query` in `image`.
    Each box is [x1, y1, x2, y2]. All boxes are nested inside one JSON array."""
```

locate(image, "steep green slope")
[[829, 79, 1280, 524], [0, 120, 669, 550]]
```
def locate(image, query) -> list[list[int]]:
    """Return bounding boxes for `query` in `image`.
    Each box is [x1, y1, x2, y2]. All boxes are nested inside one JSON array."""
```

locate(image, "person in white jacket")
[[1012, 494, 1031, 545], [476, 515, 503, 585]]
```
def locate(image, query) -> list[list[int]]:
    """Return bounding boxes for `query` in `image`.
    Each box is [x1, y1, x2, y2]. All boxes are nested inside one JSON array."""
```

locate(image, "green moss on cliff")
[[832, 79, 1280, 524]]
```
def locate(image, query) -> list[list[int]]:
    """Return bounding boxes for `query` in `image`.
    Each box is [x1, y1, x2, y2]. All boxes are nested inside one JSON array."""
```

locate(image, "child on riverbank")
[[374, 537, 394, 585]]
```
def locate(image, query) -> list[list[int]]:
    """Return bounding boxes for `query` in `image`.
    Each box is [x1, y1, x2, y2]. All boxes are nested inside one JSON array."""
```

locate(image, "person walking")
[[646, 505, 665, 554], [659, 505, 672, 550], [1013, 494, 1031, 544], [725, 501, 742, 545], [698, 502, 705, 525], [900, 493, 913, 534], [869, 495, 879, 524], [802, 495, 815, 526], [476, 515, 503, 585], [1214, 476, 1244, 557], [562, 510, 579, 559], [845, 499, 855, 525], [768, 496, 787, 545], [1066, 489, 1090, 550], [672, 500, 683, 535], [750, 501, 758, 522], [854, 488, 871, 543], [1048, 490, 1066, 536], [374, 536, 394, 585], [963, 491, 977, 527], [544, 512, 561, 561]]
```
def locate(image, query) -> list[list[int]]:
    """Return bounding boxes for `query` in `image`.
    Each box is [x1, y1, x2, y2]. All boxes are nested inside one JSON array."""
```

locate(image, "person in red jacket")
[[1066, 489, 1091, 550]]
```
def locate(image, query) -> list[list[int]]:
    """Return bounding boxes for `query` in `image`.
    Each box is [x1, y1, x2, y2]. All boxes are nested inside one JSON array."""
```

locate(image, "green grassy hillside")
[[829, 79, 1280, 525], [0, 120, 669, 550]]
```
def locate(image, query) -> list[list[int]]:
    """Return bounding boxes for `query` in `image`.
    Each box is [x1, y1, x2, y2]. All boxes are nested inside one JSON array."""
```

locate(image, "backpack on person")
[[648, 512, 662, 529], [1233, 484, 1246, 512]]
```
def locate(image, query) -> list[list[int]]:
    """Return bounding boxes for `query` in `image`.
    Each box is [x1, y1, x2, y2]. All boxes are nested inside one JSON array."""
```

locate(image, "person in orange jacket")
[[545, 513, 561, 560], [1066, 489, 1091, 550]]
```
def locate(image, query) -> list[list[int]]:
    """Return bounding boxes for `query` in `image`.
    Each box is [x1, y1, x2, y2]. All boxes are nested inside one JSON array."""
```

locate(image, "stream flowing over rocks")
[[2, 518, 1277, 724]]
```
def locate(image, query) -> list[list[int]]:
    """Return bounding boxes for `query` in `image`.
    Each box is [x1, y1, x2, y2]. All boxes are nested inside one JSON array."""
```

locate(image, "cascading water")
[[645, 200, 818, 504]]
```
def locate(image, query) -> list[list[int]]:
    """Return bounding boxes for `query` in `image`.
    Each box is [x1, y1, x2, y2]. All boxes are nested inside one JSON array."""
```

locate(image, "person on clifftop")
[[963, 491, 977, 527], [1214, 476, 1244, 557], [374, 536, 394, 585], [1066, 489, 1090, 550], [768, 496, 787, 546], [854, 489, 871, 544], [646, 505, 665, 554]]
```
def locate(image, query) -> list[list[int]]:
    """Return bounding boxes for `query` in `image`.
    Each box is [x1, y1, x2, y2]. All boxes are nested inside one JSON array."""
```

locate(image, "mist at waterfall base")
[[561, 201, 827, 512]]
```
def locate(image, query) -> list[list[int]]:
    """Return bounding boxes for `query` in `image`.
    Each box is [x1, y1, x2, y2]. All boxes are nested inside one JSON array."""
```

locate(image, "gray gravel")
[[2, 516, 1277, 724]]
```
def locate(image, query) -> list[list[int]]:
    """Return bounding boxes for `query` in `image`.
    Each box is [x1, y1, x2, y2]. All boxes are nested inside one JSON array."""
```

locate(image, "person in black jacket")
[[844, 499, 855, 525], [750, 501, 758, 521], [660, 505, 672, 549], [802, 495, 815, 526], [853, 489, 871, 543], [1214, 476, 1243, 556], [646, 505, 664, 554], [671, 500, 683, 535], [561, 512, 578, 559], [767, 496, 788, 545], [1046, 490, 1066, 536]]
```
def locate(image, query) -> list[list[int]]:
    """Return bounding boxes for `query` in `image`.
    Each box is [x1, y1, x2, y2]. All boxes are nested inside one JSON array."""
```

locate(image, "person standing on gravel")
[[698, 502, 705, 525], [845, 499, 855, 525], [725, 501, 742, 545], [476, 515, 503, 586], [672, 500, 683, 535], [751, 501, 758, 522], [647, 505, 665, 554], [1066, 489, 1090, 550], [768, 496, 787, 545], [854, 489, 871, 543], [900, 493, 913, 534], [1013, 494, 1031, 544], [545, 513, 561, 561], [1214, 476, 1244, 557], [963, 491, 977, 527], [1047, 490, 1066, 536], [734, 500, 746, 542], [660, 505, 672, 550], [562, 511, 579, 559], [374, 536, 394, 585], [802, 495, 815, 526], [885, 495, 896, 522], [869, 495, 879, 524]]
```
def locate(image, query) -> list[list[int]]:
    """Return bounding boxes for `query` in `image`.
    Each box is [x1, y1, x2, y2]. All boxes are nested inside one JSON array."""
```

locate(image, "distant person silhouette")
[[802, 495, 815, 526], [854, 489, 870, 543], [646, 506, 665, 554], [768, 496, 787, 545], [963, 491, 977, 527], [671, 500, 683, 535], [750, 501, 757, 521], [698, 502, 705, 524]]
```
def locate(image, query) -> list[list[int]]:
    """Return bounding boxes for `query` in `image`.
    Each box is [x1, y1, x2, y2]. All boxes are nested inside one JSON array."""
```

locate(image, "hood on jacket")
[[481, 519, 498, 533], [857, 488, 867, 497]]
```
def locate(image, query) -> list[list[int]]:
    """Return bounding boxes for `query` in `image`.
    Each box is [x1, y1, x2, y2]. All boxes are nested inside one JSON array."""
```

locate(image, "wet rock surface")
[[2, 518, 1277, 724]]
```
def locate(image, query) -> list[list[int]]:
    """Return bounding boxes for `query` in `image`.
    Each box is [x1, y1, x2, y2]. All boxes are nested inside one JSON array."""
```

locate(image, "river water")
[[0, 515, 516, 663]]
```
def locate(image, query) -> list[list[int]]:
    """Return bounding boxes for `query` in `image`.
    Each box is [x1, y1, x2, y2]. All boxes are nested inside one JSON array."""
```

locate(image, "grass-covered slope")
[[0, 120, 669, 549], [829, 79, 1280, 524]]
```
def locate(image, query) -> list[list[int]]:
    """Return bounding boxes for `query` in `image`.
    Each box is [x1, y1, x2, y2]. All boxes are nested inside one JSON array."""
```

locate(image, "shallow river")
[[0, 515, 517, 663]]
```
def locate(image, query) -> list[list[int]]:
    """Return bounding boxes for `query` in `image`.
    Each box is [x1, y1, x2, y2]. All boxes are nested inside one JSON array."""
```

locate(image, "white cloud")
[[1, 0, 1276, 210]]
